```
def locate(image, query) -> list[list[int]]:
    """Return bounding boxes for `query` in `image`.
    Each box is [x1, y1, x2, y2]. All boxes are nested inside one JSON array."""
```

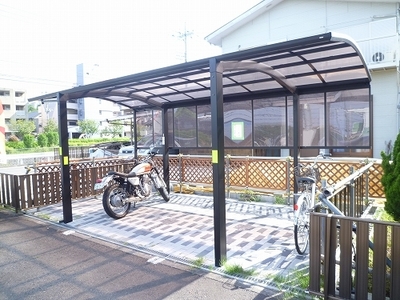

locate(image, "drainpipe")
[[397, 3, 400, 134]]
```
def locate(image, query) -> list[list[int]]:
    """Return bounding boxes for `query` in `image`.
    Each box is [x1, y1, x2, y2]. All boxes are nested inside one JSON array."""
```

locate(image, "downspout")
[[398, 3, 400, 133]]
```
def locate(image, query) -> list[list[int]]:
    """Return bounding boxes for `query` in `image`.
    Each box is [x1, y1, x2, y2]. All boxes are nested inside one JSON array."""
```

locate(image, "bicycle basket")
[[294, 164, 320, 183]]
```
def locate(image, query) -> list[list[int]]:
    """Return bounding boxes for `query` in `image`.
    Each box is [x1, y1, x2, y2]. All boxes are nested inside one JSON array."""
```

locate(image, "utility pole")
[[173, 23, 193, 62]]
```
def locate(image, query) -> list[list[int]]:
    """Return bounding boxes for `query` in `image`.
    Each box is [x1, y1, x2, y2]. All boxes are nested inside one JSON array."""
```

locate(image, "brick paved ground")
[[26, 193, 310, 286]]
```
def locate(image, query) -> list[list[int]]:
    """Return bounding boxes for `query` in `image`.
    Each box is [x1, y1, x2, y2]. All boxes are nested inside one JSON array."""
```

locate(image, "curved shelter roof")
[[29, 32, 371, 108], [28, 32, 372, 264]]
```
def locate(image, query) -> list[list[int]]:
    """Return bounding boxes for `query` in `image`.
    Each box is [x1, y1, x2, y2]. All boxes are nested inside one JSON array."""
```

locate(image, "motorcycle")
[[94, 150, 170, 219]]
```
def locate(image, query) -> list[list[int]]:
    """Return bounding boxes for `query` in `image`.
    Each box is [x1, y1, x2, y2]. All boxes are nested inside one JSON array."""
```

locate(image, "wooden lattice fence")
[[0, 155, 385, 211]]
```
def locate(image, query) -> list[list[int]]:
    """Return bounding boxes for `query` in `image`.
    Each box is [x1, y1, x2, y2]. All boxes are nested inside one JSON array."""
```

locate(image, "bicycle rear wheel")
[[294, 197, 310, 255]]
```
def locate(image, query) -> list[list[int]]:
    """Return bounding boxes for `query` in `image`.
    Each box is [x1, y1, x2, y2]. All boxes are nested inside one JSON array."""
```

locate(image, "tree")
[[43, 119, 58, 133], [27, 104, 37, 113], [8, 119, 36, 140], [77, 120, 98, 137], [101, 123, 123, 138], [381, 133, 400, 221]]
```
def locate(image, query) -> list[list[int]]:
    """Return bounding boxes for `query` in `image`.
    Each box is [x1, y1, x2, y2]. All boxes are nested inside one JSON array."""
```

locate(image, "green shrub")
[[6, 140, 24, 149], [381, 132, 400, 221], [239, 189, 261, 202], [37, 133, 48, 147], [46, 132, 59, 146], [23, 134, 37, 148]]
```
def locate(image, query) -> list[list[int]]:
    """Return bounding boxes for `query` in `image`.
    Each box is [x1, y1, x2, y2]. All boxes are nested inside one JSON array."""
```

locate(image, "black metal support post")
[[350, 166, 355, 217], [162, 108, 170, 193], [58, 93, 72, 223], [210, 57, 226, 267], [293, 93, 299, 193], [133, 110, 137, 160]]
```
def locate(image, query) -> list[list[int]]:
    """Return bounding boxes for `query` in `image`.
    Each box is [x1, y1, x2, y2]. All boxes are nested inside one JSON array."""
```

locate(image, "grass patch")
[[274, 194, 287, 205], [191, 257, 205, 268], [268, 268, 316, 299], [220, 258, 256, 277], [36, 213, 51, 220], [270, 268, 309, 289], [239, 189, 261, 202]]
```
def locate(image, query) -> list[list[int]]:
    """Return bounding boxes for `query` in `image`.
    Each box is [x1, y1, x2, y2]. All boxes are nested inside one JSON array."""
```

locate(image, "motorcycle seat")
[[107, 170, 137, 178]]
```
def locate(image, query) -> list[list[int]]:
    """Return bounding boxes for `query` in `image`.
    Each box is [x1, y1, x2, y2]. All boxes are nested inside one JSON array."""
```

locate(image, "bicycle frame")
[[293, 153, 328, 220], [293, 152, 330, 254]]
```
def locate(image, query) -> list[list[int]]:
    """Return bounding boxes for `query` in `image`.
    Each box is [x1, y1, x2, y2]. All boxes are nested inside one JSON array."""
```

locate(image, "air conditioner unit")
[[372, 52, 385, 62], [371, 49, 396, 64]]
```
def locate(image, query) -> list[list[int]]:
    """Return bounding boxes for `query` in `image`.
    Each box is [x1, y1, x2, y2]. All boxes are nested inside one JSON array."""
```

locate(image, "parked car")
[[89, 141, 130, 158], [89, 148, 116, 158], [118, 145, 135, 157], [136, 135, 179, 155]]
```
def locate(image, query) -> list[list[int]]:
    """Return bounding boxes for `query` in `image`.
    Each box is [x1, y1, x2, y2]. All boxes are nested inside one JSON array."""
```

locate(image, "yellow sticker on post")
[[212, 150, 218, 163]]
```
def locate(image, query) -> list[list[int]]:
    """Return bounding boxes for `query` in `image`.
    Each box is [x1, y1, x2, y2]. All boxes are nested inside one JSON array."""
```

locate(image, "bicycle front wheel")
[[294, 197, 310, 255]]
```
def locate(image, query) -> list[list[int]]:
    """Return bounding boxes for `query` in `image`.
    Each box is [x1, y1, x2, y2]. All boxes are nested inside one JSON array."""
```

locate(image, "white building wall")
[[370, 70, 398, 154], [222, 1, 397, 52], [218, 0, 400, 158]]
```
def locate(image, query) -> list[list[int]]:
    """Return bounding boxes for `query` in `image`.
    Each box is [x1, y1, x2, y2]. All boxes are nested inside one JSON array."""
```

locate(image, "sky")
[[0, 0, 261, 98]]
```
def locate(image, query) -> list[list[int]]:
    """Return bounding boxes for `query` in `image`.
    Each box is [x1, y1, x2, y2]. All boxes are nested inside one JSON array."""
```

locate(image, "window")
[[174, 106, 197, 147], [16, 105, 25, 111], [254, 97, 287, 147], [15, 91, 24, 97], [0, 90, 10, 96], [197, 105, 211, 147], [224, 101, 252, 147], [3, 105, 10, 110], [327, 89, 370, 148], [298, 93, 325, 147]]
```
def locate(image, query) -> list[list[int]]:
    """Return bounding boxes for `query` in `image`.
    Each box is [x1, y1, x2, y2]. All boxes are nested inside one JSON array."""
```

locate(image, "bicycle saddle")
[[297, 176, 316, 184]]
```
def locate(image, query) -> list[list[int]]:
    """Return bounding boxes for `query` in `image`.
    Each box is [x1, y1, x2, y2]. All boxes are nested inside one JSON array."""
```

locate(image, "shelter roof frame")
[[30, 32, 371, 111], [28, 32, 371, 267]]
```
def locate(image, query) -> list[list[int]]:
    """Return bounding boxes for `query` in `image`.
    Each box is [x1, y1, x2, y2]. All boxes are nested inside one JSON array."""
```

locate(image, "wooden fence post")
[[226, 154, 231, 198], [11, 175, 20, 213]]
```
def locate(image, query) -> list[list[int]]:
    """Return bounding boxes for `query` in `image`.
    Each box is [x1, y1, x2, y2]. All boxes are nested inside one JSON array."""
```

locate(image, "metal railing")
[[323, 162, 374, 218], [308, 162, 399, 299]]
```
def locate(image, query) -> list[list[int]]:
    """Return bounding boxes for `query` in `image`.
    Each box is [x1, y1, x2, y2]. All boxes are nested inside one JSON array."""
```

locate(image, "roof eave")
[[205, 0, 283, 46]]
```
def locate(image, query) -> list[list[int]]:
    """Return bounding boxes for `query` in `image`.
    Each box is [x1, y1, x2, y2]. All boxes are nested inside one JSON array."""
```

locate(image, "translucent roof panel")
[[29, 32, 370, 110]]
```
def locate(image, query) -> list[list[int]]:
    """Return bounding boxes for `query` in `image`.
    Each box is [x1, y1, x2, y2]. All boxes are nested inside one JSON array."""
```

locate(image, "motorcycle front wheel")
[[154, 176, 170, 202], [158, 186, 170, 202], [102, 183, 131, 219]]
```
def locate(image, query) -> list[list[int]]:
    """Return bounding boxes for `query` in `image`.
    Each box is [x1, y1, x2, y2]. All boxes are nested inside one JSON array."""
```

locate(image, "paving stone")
[[26, 193, 309, 279]]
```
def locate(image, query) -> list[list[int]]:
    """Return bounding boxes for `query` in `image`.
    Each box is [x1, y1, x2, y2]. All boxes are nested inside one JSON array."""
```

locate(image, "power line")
[[173, 24, 194, 63], [0, 73, 76, 87]]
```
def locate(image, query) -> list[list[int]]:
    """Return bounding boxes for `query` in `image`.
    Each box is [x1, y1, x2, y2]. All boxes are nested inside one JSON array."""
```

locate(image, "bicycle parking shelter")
[[29, 32, 371, 267]]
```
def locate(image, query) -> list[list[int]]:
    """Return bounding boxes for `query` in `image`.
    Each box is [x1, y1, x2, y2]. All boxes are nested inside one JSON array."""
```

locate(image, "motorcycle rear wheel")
[[102, 183, 131, 219]]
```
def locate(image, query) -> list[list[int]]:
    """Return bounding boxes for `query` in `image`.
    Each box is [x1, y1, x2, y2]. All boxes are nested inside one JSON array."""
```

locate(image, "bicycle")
[[293, 152, 329, 255], [294, 157, 394, 297]]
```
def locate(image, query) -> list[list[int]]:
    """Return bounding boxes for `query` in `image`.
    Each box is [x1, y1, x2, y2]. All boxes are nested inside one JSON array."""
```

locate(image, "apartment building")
[[66, 63, 121, 138], [0, 88, 28, 138]]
